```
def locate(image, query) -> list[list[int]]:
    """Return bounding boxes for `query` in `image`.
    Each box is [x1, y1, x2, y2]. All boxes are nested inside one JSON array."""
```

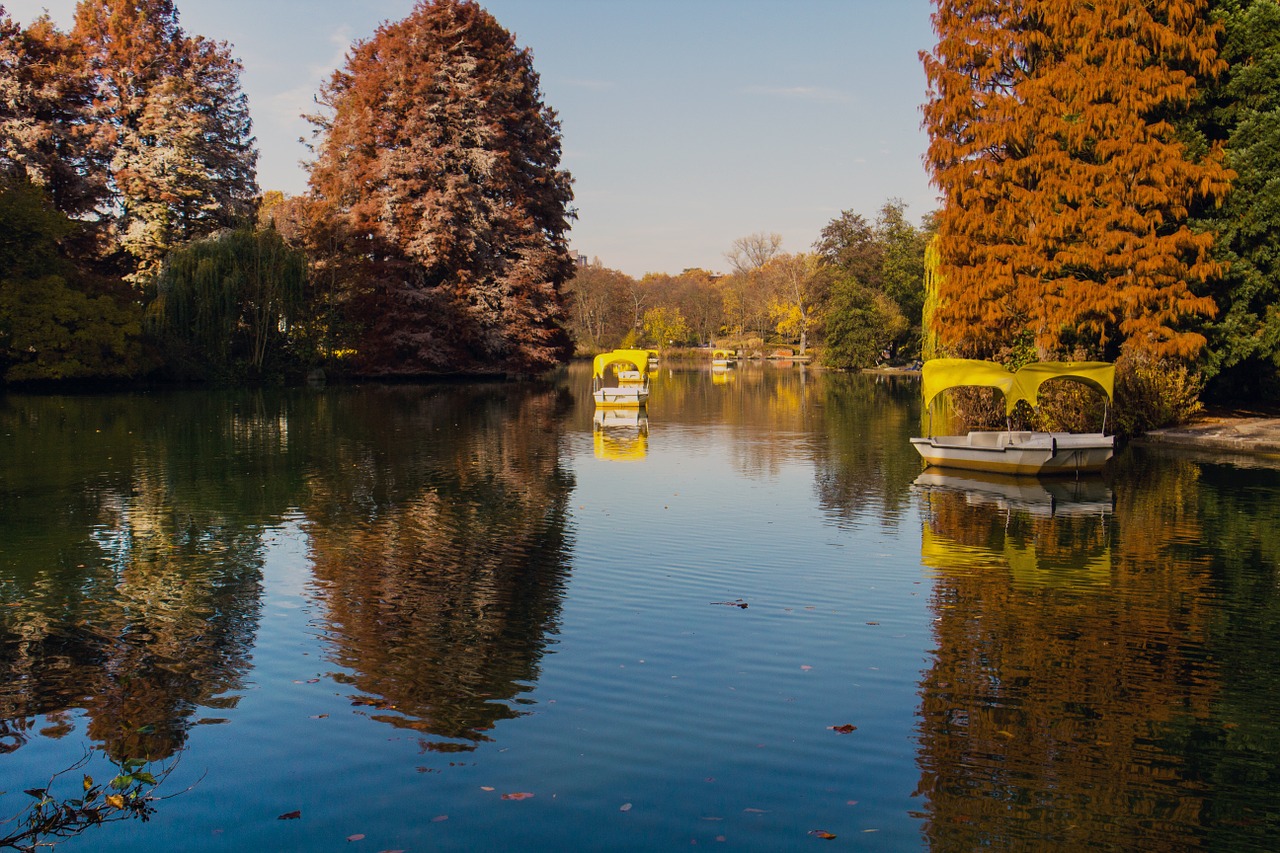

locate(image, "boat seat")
[[967, 432, 1005, 447]]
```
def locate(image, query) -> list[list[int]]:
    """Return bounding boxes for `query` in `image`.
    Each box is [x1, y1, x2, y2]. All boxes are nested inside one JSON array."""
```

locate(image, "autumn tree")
[[665, 268, 724, 346], [763, 253, 828, 356], [73, 0, 258, 281], [305, 0, 575, 376], [0, 8, 107, 220], [1194, 0, 1280, 400], [642, 305, 691, 350], [563, 261, 634, 353], [725, 232, 783, 274], [922, 0, 1232, 361]]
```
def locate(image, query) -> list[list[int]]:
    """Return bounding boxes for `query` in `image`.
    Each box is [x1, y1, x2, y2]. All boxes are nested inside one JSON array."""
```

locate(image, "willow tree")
[[922, 0, 1232, 361], [146, 227, 306, 377], [305, 0, 575, 375]]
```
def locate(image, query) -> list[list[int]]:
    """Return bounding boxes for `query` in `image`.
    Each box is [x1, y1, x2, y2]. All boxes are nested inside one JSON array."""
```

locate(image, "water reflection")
[[0, 384, 575, 761], [299, 385, 575, 751], [0, 393, 281, 760], [593, 407, 649, 461], [914, 450, 1280, 849], [915, 470, 1113, 589]]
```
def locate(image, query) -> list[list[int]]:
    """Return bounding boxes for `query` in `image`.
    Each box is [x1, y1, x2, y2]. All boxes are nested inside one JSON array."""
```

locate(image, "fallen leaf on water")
[[712, 599, 748, 609], [809, 830, 837, 839], [310, 714, 329, 719], [996, 730, 1015, 739], [347, 834, 365, 841], [278, 811, 301, 820], [800, 665, 812, 671], [620, 803, 632, 812], [829, 724, 857, 734], [431, 815, 449, 822], [376, 850, 406, 853], [501, 792, 534, 801], [480, 786, 495, 791], [744, 808, 769, 814]]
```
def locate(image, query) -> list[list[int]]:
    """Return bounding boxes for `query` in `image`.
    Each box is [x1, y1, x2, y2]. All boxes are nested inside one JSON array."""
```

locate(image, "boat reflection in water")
[[915, 469, 1113, 589], [593, 407, 649, 462]]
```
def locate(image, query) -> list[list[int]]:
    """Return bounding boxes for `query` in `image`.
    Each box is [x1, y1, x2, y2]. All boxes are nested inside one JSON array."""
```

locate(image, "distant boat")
[[910, 359, 1115, 476], [711, 348, 735, 370], [592, 349, 652, 407]]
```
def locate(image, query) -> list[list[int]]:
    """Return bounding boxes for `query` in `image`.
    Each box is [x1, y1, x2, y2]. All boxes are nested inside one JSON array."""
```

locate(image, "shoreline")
[[1138, 414, 1280, 463]]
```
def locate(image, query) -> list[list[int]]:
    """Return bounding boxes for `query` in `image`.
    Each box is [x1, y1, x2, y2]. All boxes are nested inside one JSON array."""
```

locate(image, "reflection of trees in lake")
[[302, 385, 575, 751], [0, 393, 291, 760], [811, 371, 920, 527], [621, 364, 921, 522], [1123, 452, 1280, 847], [913, 458, 1230, 849]]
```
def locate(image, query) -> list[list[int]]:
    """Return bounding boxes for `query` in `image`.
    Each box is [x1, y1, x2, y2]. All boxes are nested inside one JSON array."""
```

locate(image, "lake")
[[2, 362, 1279, 851]]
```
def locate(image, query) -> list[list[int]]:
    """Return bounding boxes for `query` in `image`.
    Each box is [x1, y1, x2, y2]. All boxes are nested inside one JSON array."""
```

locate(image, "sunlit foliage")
[[305, 0, 575, 375], [73, 0, 258, 281], [922, 0, 1232, 361]]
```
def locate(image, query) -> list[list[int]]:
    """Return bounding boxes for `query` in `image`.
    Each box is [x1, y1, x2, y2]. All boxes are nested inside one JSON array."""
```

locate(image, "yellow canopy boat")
[[592, 349, 651, 407], [910, 359, 1115, 476], [711, 348, 735, 370]]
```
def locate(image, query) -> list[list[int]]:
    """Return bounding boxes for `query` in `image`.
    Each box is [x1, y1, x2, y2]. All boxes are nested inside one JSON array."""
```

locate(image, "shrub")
[[1113, 350, 1203, 437]]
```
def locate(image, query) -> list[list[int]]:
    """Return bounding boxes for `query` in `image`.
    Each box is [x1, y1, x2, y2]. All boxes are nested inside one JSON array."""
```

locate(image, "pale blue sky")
[[5, 0, 939, 277]]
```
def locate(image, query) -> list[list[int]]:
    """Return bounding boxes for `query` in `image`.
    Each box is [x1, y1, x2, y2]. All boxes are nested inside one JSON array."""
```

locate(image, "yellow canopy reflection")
[[593, 408, 649, 461], [916, 470, 1113, 588]]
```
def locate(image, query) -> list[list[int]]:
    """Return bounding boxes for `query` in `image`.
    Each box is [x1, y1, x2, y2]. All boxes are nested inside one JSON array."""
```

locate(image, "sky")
[[5, 0, 941, 278]]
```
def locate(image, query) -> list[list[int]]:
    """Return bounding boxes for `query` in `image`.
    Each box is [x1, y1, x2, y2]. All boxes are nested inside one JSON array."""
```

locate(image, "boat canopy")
[[921, 359, 1114, 415], [712, 349, 734, 359], [593, 349, 652, 379]]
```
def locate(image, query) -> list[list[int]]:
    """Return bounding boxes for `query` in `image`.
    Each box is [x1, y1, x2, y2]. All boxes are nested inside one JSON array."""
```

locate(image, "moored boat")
[[910, 359, 1115, 476], [592, 349, 652, 407], [711, 348, 735, 370]]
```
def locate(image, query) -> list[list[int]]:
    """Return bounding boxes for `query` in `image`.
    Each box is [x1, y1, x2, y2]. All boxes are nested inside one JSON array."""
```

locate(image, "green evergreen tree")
[[1196, 0, 1280, 401]]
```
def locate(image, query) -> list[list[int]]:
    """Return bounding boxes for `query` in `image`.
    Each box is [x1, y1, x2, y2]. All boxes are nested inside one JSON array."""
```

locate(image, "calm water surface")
[[2, 363, 1279, 851]]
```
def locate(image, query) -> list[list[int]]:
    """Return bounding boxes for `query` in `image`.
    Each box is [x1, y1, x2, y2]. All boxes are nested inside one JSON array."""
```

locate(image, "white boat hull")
[[910, 431, 1113, 476], [594, 386, 649, 407]]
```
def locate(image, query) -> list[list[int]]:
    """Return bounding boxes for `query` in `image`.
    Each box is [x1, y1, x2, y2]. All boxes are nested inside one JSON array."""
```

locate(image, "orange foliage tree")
[[922, 0, 1232, 361]]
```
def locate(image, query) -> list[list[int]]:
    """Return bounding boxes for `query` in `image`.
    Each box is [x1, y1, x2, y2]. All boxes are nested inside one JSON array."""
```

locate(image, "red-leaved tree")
[[306, 0, 575, 375]]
